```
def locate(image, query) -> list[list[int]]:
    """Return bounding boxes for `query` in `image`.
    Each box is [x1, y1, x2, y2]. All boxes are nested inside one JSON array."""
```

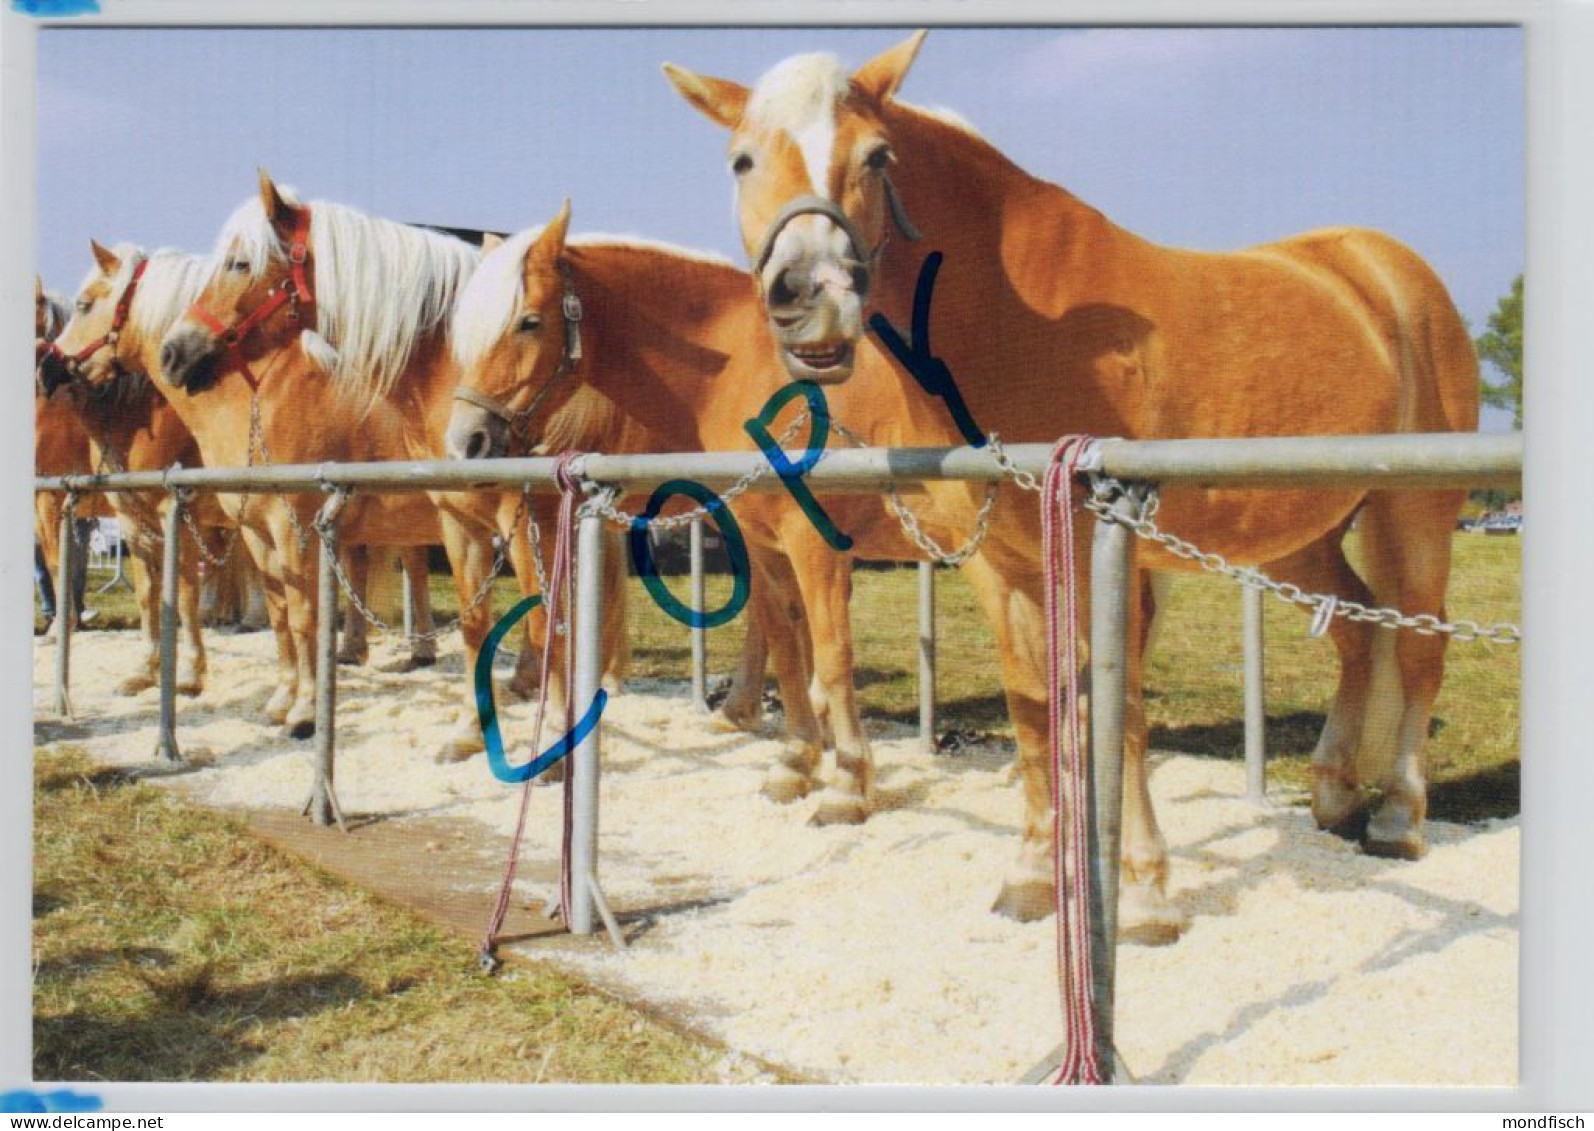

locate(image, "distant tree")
[[1475, 274, 1523, 430]]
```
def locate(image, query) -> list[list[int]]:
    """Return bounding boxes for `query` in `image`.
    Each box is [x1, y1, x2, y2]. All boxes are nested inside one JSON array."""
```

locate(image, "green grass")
[[33, 746, 743, 1084]]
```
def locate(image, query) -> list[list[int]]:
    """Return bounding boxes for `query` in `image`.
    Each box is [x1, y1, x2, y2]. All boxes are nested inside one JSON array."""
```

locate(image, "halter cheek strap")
[[183, 206, 316, 389], [42, 256, 149, 376], [451, 260, 584, 444]]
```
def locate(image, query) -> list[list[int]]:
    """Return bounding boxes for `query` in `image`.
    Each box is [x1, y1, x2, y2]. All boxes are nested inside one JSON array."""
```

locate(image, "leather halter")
[[183, 206, 316, 390], [41, 256, 149, 378], [750, 175, 921, 286], [451, 260, 585, 445]]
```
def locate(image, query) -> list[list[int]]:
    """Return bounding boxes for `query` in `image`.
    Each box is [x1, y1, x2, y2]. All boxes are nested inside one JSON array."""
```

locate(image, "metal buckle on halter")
[[562, 290, 583, 323], [288, 242, 308, 266], [104, 330, 119, 347]]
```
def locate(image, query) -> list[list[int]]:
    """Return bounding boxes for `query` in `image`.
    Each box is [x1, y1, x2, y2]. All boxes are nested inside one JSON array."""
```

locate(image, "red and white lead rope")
[[1041, 435, 1104, 1085], [479, 453, 584, 959]]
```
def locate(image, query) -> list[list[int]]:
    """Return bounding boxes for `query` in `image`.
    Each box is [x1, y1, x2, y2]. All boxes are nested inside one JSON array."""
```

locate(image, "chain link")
[[986, 435, 1519, 646]]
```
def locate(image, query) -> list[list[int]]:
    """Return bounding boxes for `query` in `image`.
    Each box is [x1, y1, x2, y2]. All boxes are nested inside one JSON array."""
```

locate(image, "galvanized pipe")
[[309, 500, 346, 828], [1243, 584, 1267, 805], [1088, 498, 1136, 1083], [155, 496, 182, 762], [53, 502, 75, 720], [689, 515, 708, 712], [35, 431, 1523, 498], [569, 506, 606, 936], [918, 561, 936, 755], [401, 559, 415, 639]]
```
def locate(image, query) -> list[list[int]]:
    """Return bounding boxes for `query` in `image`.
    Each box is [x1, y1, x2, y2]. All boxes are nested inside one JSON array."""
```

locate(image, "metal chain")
[[829, 417, 998, 567], [986, 434, 1519, 646]]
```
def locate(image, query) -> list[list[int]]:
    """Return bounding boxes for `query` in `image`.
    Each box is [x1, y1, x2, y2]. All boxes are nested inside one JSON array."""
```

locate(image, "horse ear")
[[35, 275, 44, 302], [256, 167, 298, 230], [662, 63, 749, 129], [480, 232, 504, 255], [527, 200, 572, 273], [853, 30, 927, 102], [89, 239, 121, 276]]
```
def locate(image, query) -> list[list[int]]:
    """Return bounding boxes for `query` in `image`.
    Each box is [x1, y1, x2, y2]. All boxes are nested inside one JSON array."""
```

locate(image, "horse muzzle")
[[445, 401, 509, 461], [157, 324, 219, 391]]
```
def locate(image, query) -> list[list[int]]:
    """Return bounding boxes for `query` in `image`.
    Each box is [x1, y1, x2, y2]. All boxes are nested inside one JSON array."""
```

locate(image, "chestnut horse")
[[35, 280, 103, 628], [661, 34, 1479, 928], [40, 242, 441, 700], [155, 173, 616, 754]]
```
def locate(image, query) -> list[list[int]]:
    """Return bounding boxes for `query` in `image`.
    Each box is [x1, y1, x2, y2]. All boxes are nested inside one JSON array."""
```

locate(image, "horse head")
[[37, 240, 144, 399], [159, 168, 322, 394], [446, 203, 585, 461], [663, 31, 926, 385]]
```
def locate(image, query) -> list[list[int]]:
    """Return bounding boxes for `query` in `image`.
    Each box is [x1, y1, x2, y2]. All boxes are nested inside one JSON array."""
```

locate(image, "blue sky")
[[35, 26, 1523, 429]]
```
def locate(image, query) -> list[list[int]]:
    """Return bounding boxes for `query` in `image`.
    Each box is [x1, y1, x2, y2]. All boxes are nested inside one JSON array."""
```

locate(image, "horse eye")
[[730, 152, 754, 176], [75, 299, 91, 313], [227, 258, 249, 273], [518, 314, 542, 333], [864, 145, 893, 173]]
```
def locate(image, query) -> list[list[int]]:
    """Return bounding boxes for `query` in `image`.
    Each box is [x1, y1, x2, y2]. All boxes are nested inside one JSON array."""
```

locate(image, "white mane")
[[747, 52, 849, 132], [210, 187, 480, 401], [900, 99, 983, 139], [450, 225, 542, 372], [117, 246, 211, 344]]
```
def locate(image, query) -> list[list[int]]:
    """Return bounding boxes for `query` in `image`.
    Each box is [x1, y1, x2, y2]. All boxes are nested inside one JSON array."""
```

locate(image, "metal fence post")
[[569, 506, 606, 935], [309, 494, 348, 829], [155, 495, 183, 762], [919, 561, 936, 755], [1088, 496, 1136, 1084], [401, 558, 415, 639], [689, 515, 708, 712], [53, 499, 76, 720], [1243, 583, 1267, 804]]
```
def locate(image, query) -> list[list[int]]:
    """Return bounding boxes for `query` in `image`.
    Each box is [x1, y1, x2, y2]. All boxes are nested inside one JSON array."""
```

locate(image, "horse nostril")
[[465, 430, 487, 460], [769, 268, 800, 309], [159, 342, 180, 377], [848, 264, 871, 295]]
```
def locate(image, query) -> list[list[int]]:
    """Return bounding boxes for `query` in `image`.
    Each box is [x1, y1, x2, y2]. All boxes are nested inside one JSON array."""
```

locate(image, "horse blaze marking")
[[628, 479, 752, 629], [743, 379, 854, 551], [868, 251, 988, 449], [475, 594, 608, 784]]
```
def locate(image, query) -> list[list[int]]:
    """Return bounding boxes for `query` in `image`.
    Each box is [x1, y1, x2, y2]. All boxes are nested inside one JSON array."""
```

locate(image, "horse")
[[40, 241, 443, 698], [153, 171, 617, 755], [35, 279, 100, 633], [659, 34, 1479, 931]]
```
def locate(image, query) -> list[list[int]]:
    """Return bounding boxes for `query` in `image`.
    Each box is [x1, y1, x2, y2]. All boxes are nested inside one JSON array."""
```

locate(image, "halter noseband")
[[451, 260, 585, 444], [41, 256, 150, 379], [750, 175, 921, 286], [183, 206, 316, 389]]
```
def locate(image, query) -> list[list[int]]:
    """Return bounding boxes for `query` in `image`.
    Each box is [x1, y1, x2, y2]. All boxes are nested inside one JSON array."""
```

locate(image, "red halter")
[[183, 206, 316, 389], [42, 257, 149, 376]]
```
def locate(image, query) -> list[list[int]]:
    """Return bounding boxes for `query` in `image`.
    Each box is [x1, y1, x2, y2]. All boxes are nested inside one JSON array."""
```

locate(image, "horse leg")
[[1262, 534, 1379, 832], [336, 544, 371, 666], [601, 527, 629, 694], [1355, 489, 1466, 859], [435, 516, 495, 764], [240, 525, 296, 725], [274, 508, 319, 740], [401, 546, 438, 669], [175, 515, 207, 696], [501, 509, 545, 701], [750, 544, 826, 803], [116, 546, 160, 695], [787, 547, 873, 825], [713, 610, 770, 733], [1117, 570, 1185, 944]]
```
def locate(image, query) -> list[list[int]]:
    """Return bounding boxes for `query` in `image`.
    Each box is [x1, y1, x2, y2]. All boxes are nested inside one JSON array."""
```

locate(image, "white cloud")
[[1010, 28, 1308, 101]]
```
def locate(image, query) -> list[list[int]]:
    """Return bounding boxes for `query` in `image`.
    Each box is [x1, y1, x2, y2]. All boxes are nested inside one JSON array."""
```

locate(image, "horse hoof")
[[116, 673, 158, 696], [409, 653, 437, 670], [708, 709, 757, 735], [1312, 776, 1364, 833], [1118, 881, 1187, 946], [433, 740, 478, 765], [1363, 829, 1426, 860], [336, 648, 368, 667], [810, 790, 870, 826], [761, 766, 812, 804], [601, 674, 625, 695], [177, 679, 204, 698], [503, 676, 538, 702], [264, 687, 293, 725], [990, 880, 1054, 923], [287, 719, 316, 741], [1364, 800, 1426, 860]]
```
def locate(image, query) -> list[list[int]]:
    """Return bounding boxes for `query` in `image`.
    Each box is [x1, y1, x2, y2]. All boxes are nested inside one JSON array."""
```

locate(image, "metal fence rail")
[[33, 430, 1522, 1083]]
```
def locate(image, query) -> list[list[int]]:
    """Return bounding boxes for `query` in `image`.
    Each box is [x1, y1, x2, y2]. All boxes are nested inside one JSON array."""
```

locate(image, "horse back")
[[1263, 227, 1481, 435]]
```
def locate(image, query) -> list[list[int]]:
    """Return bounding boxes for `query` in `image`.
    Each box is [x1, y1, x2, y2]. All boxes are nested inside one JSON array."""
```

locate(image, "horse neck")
[[564, 245, 767, 454]]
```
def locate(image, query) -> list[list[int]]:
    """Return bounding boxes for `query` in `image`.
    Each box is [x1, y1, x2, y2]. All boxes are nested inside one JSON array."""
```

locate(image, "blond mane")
[[210, 188, 480, 401], [39, 287, 70, 341]]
